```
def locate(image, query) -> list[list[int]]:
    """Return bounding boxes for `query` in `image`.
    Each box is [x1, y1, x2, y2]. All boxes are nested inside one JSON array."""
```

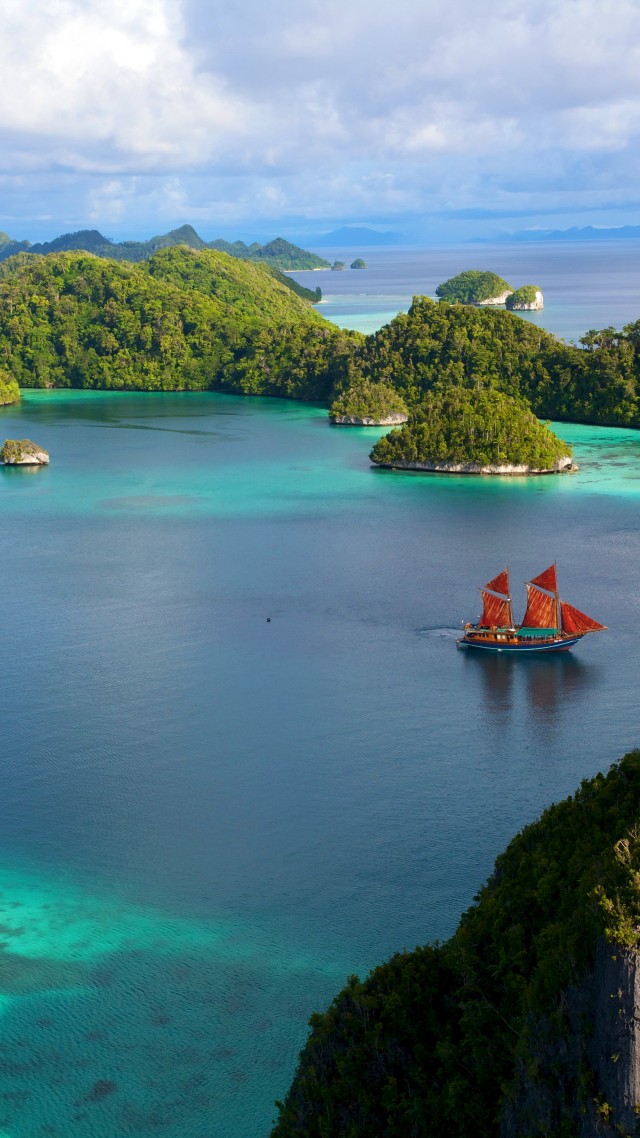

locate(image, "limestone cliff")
[[271, 752, 640, 1138]]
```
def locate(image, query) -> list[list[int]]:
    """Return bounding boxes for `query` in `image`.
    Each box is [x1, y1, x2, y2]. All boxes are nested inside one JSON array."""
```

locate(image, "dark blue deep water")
[[0, 378, 639, 1135]]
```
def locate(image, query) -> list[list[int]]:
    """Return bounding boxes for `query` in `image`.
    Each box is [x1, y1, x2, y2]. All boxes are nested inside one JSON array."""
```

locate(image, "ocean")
[[1, 242, 640, 1137], [288, 239, 640, 342]]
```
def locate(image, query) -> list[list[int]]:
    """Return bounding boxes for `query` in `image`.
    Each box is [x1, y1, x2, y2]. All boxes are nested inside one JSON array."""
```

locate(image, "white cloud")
[[1, 0, 640, 230]]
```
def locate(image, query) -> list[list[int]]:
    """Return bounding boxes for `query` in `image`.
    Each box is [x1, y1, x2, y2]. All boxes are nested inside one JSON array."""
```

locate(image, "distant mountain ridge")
[[501, 224, 640, 243], [0, 225, 331, 271], [300, 226, 403, 247]]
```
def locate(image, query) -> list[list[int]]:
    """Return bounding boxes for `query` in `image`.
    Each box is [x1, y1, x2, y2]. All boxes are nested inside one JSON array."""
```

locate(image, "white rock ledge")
[[331, 413, 409, 426], [508, 289, 544, 311], [1, 449, 50, 465], [473, 290, 513, 306], [372, 455, 577, 475]]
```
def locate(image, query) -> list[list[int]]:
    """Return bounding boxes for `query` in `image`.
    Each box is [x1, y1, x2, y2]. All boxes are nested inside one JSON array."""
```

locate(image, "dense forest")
[[271, 751, 640, 1138], [359, 297, 640, 427], [1, 251, 640, 441], [0, 366, 19, 404], [0, 248, 358, 398], [435, 269, 512, 303], [329, 379, 408, 422], [369, 388, 572, 470]]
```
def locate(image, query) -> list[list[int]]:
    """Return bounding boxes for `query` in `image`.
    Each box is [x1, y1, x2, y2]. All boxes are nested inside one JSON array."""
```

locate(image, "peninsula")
[[272, 750, 640, 1138]]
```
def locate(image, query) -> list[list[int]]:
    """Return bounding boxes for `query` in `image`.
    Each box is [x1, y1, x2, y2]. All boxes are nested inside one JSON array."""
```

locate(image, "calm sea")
[[1, 246, 640, 1137], [288, 239, 640, 342]]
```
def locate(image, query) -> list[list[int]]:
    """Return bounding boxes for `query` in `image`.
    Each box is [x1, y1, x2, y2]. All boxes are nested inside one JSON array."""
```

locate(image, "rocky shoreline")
[[331, 412, 409, 426], [372, 455, 577, 475]]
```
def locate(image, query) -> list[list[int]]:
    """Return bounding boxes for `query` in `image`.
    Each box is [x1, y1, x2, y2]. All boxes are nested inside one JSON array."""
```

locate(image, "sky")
[[2, 0, 640, 244]]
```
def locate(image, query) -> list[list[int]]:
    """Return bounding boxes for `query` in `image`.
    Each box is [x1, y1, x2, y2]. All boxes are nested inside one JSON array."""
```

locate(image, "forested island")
[[272, 751, 640, 1137], [0, 438, 49, 464], [435, 269, 513, 305], [2, 247, 640, 471], [435, 271, 544, 312], [369, 388, 573, 473]]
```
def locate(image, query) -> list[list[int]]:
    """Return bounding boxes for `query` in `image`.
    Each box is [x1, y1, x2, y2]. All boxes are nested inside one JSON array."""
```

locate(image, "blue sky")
[[2, 0, 640, 243]]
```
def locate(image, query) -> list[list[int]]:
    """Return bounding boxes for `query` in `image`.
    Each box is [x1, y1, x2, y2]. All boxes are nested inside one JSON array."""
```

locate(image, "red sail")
[[529, 564, 557, 594], [484, 569, 510, 598], [480, 590, 512, 627], [521, 584, 557, 628], [560, 602, 607, 634]]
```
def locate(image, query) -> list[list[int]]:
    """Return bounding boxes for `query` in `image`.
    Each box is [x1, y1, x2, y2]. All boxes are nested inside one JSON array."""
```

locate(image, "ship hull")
[[457, 635, 582, 653]]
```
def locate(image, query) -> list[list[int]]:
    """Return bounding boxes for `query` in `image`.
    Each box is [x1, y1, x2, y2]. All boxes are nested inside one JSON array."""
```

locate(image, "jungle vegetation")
[[1, 252, 640, 447], [0, 367, 19, 404], [360, 297, 640, 428], [435, 269, 513, 304], [506, 284, 541, 309], [0, 248, 359, 398], [369, 387, 571, 469], [271, 751, 640, 1138], [0, 438, 47, 462], [329, 379, 408, 422]]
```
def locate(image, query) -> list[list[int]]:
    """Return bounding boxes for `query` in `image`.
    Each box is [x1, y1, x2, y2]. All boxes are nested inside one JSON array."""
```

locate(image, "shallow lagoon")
[[0, 390, 639, 1136]]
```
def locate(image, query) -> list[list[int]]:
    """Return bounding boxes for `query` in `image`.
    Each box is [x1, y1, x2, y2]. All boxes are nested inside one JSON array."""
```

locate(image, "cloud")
[[2, 0, 640, 232]]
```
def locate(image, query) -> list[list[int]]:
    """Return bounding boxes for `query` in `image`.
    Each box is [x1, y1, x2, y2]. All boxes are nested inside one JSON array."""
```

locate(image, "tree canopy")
[[435, 269, 512, 304], [272, 750, 640, 1138], [0, 367, 19, 405], [0, 248, 359, 399], [329, 379, 408, 422], [369, 387, 571, 470]]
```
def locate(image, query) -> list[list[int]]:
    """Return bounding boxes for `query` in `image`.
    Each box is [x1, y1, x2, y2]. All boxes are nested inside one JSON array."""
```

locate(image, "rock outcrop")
[[372, 455, 576, 474], [474, 289, 513, 306], [331, 412, 408, 426], [0, 438, 49, 464], [506, 286, 544, 311], [502, 940, 640, 1137]]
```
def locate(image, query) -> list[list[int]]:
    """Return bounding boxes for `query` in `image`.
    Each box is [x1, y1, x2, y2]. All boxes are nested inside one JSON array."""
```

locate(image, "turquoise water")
[[289, 240, 640, 342], [1, 390, 640, 1136]]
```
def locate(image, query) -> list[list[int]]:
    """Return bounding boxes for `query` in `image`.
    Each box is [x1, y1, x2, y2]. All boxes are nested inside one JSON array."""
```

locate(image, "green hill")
[[359, 296, 640, 428], [435, 269, 512, 304], [272, 751, 640, 1138], [369, 387, 572, 471], [0, 248, 357, 397]]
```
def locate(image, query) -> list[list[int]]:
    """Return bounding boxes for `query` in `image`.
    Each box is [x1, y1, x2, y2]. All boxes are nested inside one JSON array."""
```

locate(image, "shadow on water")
[[463, 649, 599, 724]]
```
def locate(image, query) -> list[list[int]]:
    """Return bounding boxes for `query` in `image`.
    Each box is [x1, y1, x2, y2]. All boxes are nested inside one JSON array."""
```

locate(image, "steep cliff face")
[[502, 940, 640, 1137], [272, 753, 640, 1138]]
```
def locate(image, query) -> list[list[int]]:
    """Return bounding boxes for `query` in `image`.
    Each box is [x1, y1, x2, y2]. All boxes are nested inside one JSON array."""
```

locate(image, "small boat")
[[457, 565, 606, 653]]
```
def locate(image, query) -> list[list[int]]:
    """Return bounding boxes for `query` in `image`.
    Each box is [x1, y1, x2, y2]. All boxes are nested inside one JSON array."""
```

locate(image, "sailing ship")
[[458, 565, 606, 653]]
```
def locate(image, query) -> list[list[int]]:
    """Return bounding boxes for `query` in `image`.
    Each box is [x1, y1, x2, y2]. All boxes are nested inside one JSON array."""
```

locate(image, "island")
[[0, 438, 49, 464], [329, 380, 408, 425], [506, 284, 544, 311], [350, 258, 367, 269], [272, 750, 640, 1138], [0, 368, 19, 405], [369, 388, 574, 474], [435, 269, 513, 306], [331, 261, 346, 271]]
